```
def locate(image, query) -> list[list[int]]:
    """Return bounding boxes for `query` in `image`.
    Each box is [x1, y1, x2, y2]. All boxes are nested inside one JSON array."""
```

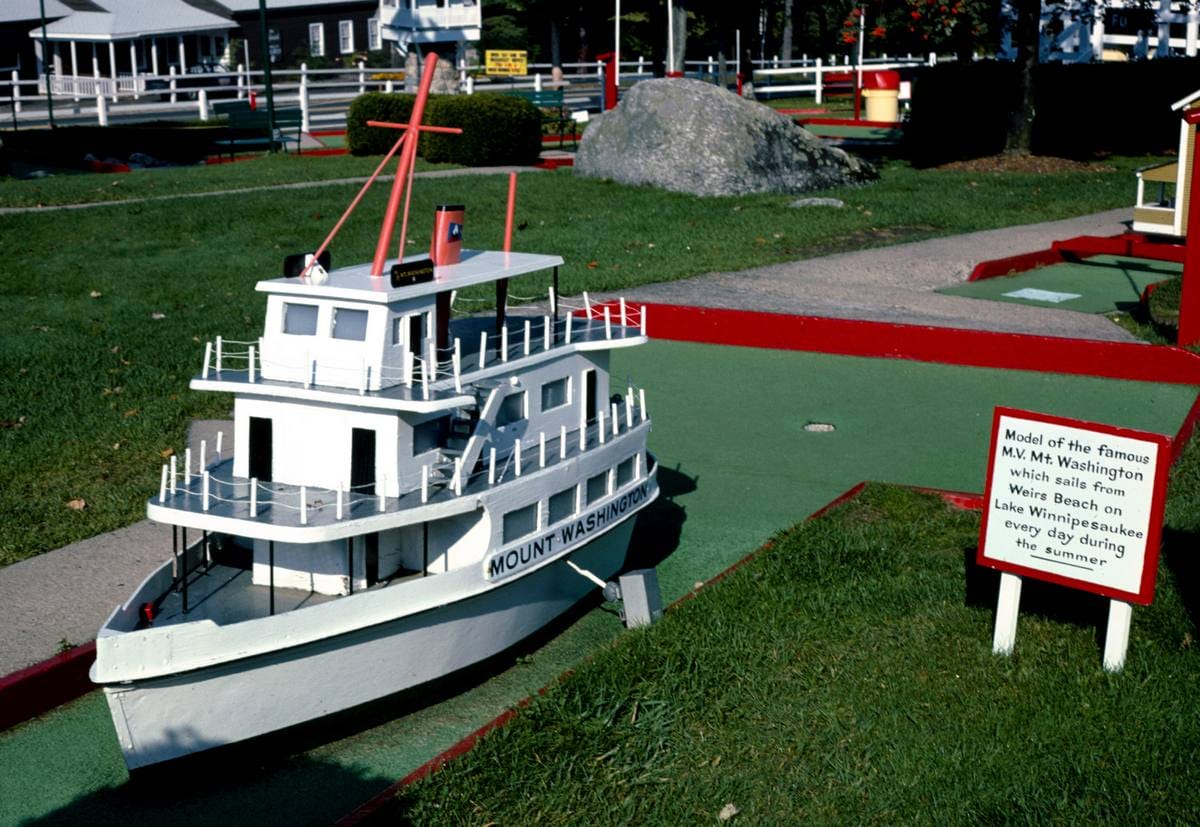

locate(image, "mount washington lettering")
[[485, 483, 651, 581]]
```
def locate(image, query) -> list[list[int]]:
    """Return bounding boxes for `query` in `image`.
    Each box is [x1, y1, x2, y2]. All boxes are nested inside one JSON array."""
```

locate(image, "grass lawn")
[[0, 155, 1164, 565], [388, 461, 1200, 823]]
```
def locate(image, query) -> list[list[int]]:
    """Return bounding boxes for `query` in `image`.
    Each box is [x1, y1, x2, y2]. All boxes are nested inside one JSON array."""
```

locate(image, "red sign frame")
[[976, 406, 1171, 605]]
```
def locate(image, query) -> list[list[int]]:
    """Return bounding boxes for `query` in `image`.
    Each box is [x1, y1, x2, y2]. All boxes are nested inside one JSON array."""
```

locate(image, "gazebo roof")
[[32, 0, 233, 42], [1172, 89, 1200, 112]]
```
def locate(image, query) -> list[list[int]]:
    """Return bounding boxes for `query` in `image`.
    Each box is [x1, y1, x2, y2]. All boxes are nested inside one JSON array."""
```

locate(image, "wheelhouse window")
[[339, 20, 354, 54], [503, 504, 536, 543], [497, 391, 526, 428], [540, 377, 569, 412], [413, 416, 447, 454], [332, 307, 369, 341], [548, 486, 576, 524], [283, 302, 319, 335], [309, 23, 325, 57], [586, 472, 608, 505], [617, 456, 636, 486]]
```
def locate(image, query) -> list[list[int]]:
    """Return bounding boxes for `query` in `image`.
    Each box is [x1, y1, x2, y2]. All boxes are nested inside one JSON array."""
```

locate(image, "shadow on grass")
[[963, 547, 1109, 632], [1162, 526, 1200, 631], [623, 463, 694, 573]]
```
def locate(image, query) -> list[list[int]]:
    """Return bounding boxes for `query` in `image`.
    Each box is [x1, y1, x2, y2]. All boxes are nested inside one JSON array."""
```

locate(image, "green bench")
[[507, 89, 570, 148], [213, 105, 304, 159]]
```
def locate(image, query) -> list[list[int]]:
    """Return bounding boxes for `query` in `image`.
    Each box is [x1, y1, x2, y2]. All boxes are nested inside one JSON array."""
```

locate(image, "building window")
[[368, 18, 381, 51], [540, 377, 569, 412], [309, 23, 325, 57], [283, 303, 319, 335], [339, 20, 354, 54], [548, 486, 576, 524], [332, 308, 369, 341], [497, 391, 526, 428], [586, 472, 608, 505], [503, 504, 537, 543]]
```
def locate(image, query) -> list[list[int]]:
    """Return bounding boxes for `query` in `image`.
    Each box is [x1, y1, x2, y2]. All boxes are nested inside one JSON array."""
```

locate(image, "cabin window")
[[332, 308, 369, 341], [586, 471, 608, 505], [540, 377, 569, 412], [308, 23, 325, 57], [548, 486, 576, 524], [413, 416, 446, 454], [338, 20, 354, 54], [617, 456, 635, 487], [503, 504, 537, 543], [497, 391, 526, 428], [283, 302, 319, 335], [368, 17, 381, 50]]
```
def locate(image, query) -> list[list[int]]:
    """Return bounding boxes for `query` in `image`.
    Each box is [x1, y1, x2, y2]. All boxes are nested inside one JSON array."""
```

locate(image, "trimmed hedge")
[[906, 58, 1200, 165], [345, 93, 416, 156], [346, 92, 542, 166]]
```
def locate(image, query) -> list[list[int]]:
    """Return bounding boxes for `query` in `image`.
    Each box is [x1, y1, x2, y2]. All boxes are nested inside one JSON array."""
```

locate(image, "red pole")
[[503, 172, 517, 252], [1178, 110, 1200, 347], [371, 52, 440, 277], [597, 52, 618, 110]]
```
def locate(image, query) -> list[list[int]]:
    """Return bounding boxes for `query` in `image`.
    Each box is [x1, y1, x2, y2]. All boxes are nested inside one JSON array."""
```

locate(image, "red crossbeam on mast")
[[370, 53, 462, 277]]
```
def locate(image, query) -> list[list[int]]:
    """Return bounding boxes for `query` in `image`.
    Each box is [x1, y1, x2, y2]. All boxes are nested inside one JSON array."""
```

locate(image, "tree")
[[1004, 0, 1041, 154]]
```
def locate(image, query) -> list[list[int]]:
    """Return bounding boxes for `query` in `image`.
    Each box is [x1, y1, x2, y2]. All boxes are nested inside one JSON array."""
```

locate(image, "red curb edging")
[[0, 642, 95, 732], [969, 232, 1187, 282], [796, 117, 904, 129]]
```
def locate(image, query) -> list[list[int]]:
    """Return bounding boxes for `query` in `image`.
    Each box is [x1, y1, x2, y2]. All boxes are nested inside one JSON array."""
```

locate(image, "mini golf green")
[[801, 123, 903, 141], [938, 255, 1183, 314], [1, 341, 1196, 825]]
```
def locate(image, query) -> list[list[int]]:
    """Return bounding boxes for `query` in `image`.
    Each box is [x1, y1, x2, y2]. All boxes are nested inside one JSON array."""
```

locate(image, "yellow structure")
[[1133, 89, 1200, 238]]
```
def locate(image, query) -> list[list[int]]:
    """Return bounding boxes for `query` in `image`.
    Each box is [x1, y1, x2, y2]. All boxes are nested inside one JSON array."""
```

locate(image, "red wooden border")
[[976, 407, 1171, 605], [796, 117, 904, 129], [0, 642, 95, 732], [968, 232, 1187, 282]]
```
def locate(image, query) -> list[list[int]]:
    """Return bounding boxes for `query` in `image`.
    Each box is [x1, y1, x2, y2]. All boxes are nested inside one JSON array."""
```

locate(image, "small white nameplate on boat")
[[1001, 288, 1081, 304], [485, 482, 652, 582]]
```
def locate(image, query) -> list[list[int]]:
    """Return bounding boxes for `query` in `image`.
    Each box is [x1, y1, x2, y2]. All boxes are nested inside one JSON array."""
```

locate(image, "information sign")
[[977, 407, 1170, 605], [485, 50, 528, 76]]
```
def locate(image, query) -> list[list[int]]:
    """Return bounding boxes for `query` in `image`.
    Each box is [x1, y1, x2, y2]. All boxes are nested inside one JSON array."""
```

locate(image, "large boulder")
[[575, 78, 876, 196]]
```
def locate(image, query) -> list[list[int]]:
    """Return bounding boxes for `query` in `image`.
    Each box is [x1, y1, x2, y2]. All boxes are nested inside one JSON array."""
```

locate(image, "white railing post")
[[184, 448, 192, 484], [598, 411, 606, 444], [501, 326, 509, 362], [215, 335, 223, 374], [10, 71, 19, 113], [611, 402, 619, 436], [479, 330, 487, 369], [96, 92, 108, 127], [514, 440, 523, 476], [237, 63, 245, 99], [453, 458, 463, 495], [169, 65, 177, 103], [620, 297, 628, 329], [626, 389, 633, 428], [300, 64, 311, 133], [358, 60, 366, 94], [203, 472, 211, 512], [543, 315, 551, 351], [637, 55, 645, 74], [523, 320, 531, 356], [583, 291, 591, 316], [639, 388, 647, 422], [548, 286, 557, 316], [559, 425, 568, 459], [488, 447, 497, 485], [534, 72, 543, 91], [200, 439, 207, 471], [216, 431, 224, 458], [466, 75, 474, 95], [203, 341, 212, 379], [198, 88, 209, 121], [159, 465, 168, 503], [250, 477, 258, 516], [566, 313, 573, 344], [421, 465, 429, 502], [539, 432, 546, 468], [170, 455, 178, 494], [385, 78, 394, 94], [248, 346, 256, 383], [579, 422, 586, 452], [453, 339, 462, 393], [300, 486, 307, 525], [814, 58, 823, 105], [603, 307, 612, 339], [640, 305, 647, 336]]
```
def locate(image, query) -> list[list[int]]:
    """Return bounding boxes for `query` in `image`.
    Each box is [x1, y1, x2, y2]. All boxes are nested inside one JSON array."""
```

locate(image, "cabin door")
[[365, 533, 379, 584], [351, 428, 376, 495], [584, 369, 598, 425], [248, 417, 273, 482]]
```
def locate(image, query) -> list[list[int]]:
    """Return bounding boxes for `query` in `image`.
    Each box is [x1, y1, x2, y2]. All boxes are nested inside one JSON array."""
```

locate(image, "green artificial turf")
[[939, 254, 1184, 315], [1, 342, 1195, 825]]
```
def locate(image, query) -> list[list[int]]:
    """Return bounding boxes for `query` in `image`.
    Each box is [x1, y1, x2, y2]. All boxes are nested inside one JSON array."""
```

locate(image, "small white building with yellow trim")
[[1133, 88, 1199, 237]]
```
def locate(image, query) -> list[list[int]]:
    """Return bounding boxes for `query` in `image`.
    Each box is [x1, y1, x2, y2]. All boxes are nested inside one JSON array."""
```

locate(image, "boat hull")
[[103, 520, 635, 770]]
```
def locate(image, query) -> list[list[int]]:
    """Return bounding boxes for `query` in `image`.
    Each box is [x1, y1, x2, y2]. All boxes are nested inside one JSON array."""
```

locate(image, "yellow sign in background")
[[485, 50, 528, 76]]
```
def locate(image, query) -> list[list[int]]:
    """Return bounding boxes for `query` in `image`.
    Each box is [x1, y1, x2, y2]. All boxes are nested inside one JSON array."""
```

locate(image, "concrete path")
[[0, 206, 1147, 675]]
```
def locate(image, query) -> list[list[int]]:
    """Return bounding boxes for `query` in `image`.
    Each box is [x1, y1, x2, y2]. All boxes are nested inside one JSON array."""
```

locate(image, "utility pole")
[[39, 0, 55, 128], [257, 0, 276, 151]]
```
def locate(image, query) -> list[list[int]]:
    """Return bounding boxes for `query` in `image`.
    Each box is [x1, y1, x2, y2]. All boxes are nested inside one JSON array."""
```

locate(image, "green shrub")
[[1148, 276, 1182, 328], [346, 92, 416, 156], [423, 94, 542, 166]]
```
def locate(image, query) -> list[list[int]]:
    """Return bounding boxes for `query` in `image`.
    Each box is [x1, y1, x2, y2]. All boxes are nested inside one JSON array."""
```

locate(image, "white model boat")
[[90, 55, 658, 771]]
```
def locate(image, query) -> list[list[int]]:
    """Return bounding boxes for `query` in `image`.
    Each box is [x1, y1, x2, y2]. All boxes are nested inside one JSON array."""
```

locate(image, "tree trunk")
[[1005, 0, 1040, 155], [781, 0, 794, 63]]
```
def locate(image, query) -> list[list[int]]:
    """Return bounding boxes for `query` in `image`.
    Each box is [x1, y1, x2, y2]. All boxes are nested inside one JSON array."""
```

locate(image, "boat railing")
[[198, 297, 647, 397], [153, 382, 651, 527]]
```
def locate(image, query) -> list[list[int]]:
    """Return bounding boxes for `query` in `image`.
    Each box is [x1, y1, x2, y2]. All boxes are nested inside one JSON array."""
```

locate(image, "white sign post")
[[977, 407, 1170, 671]]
